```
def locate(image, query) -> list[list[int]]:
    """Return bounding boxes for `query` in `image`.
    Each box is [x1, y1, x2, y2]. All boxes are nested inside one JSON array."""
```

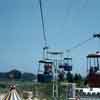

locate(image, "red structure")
[[87, 73, 100, 87], [87, 51, 100, 87]]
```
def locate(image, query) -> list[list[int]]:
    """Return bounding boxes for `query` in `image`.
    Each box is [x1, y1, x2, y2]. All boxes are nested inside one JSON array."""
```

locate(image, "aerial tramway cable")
[[38, 0, 92, 55], [38, 0, 49, 59], [68, 36, 93, 51], [64, 0, 90, 52], [38, 0, 48, 48], [65, 36, 93, 58], [67, 33, 100, 52]]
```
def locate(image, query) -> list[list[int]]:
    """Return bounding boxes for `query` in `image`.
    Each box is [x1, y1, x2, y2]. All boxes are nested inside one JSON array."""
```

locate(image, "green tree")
[[7, 69, 22, 80], [66, 71, 74, 82], [74, 73, 82, 82], [22, 72, 36, 81]]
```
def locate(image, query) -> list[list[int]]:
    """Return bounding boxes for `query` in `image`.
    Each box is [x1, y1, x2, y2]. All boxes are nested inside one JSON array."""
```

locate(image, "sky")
[[0, 0, 100, 75]]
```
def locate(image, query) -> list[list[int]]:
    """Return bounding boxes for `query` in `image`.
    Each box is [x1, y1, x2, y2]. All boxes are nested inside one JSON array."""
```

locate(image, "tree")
[[74, 73, 82, 82], [22, 72, 36, 81], [7, 69, 22, 80], [74, 73, 79, 82], [66, 71, 74, 82], [58, 72, 65, 81]]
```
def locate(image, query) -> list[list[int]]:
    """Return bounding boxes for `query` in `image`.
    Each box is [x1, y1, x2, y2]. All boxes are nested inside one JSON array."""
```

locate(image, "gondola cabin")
[[64, 57, 72, 71], [86, 51, 100, 87], [59, 64, 64, 68], [59, 57, 72, 71], [58, 57, 72, 80], [44, 64, 52, 74], [63, 63, 72, 71], [37, 60, 53, 83]]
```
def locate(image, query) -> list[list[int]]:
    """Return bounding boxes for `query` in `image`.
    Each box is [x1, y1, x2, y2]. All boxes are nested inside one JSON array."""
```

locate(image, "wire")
[[38, 0, 48, 47], [65, 0, 90, 52], [67, 36, 93, 51]]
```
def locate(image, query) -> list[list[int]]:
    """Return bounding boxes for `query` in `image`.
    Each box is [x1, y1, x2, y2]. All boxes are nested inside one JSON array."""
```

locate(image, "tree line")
[[58, 71, 85, 86], [0, 69, 36, 81], [0, 69, 85, 86]]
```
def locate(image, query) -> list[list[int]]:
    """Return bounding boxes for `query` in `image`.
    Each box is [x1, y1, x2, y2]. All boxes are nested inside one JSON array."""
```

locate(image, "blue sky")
[[0, 0, 100, 75]]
